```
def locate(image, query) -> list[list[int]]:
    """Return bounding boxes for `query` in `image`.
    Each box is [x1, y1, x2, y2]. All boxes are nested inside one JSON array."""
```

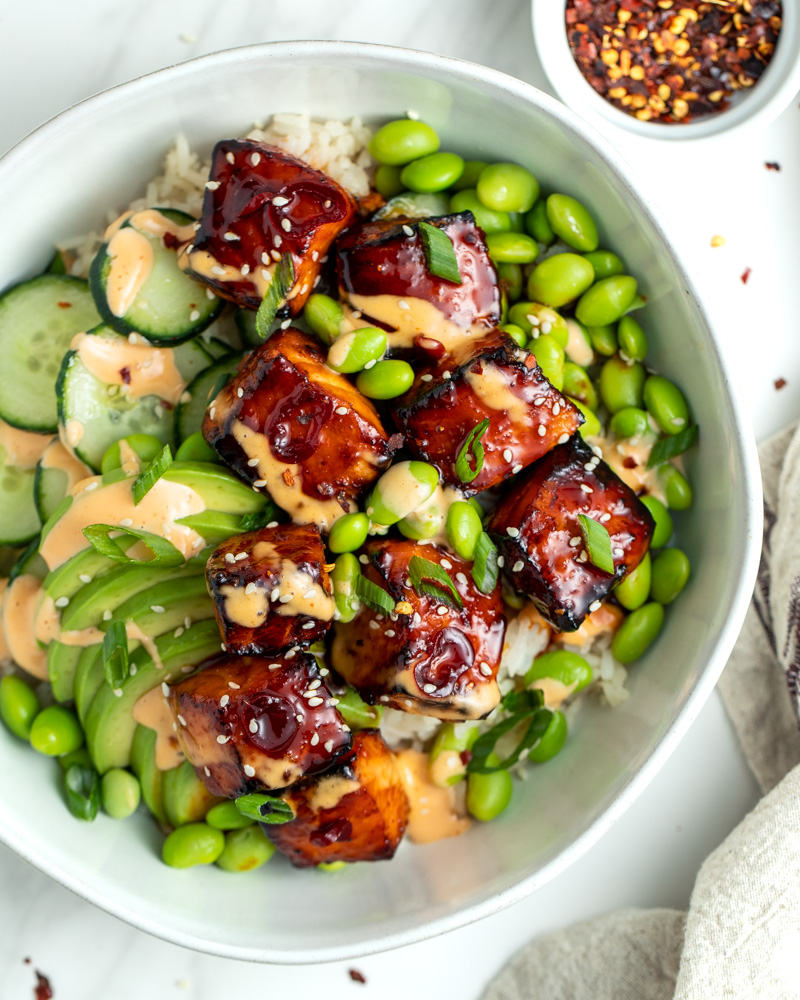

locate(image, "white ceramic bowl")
[[0, 41, 761, 963], [532, 0, 800, 141]]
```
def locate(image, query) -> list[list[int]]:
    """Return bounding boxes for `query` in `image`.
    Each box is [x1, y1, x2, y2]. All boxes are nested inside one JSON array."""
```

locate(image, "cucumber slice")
[[85, 618, 221, 773], [56, 325, 212, 471], [34, 464, 70, 524], [204, 337, 236, 359], [175, 353, 245, 444], [130, 724, 168, 824], [0, 462, 40, 545], [9, 535, 47, 582], [89, 208, 222, 344], [235, 308, 261, 348], [373, 192, 450, 221], [0, 275, 101, 432]]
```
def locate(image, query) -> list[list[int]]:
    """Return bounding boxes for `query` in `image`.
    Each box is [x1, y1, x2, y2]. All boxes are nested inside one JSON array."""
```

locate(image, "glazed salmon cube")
[[180, 139, 357, 313], [335, 212, 501, 355], [206, 524, 334, 655], [394, 330, 583, 493], [266, 730, 409, 867], [168, 653, 351, 798], [486, 435, 655, 632], [203, 328, 399, 531], [331, 539, 506, 721]]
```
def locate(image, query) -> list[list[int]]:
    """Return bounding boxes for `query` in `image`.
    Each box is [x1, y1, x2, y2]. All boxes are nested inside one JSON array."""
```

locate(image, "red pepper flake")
[[524, 354, 537, 369], [765, 161, 781, 170], [282, 469, 295, 487], [774, 377, 787, 390], [34, 971, 54, 1000], [119, 366, 131, 385], [565, 1, 783, 125], [348, 969, 367, 984], [623, 456, 638, 469], [741, 267, 752, 284], [56, 301, 72, 309]]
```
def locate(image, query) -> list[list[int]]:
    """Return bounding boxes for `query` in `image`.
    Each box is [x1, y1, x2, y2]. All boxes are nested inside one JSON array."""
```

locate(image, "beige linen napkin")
[[484, 426, 800, 1000]]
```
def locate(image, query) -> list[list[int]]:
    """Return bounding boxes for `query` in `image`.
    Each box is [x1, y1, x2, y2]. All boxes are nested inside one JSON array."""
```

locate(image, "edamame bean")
[[332, 553, 361, 624], [587, 324, 617, 357], [570, 397, 601, 439], [564, 318, 595, 367], [575, 275, 638, 327], [524, 649, 593, 692], [401, 151, 464, 193], [449, 189, 511, 235], [546, 193, 599, 252], [583, 249, 625, 279], [651, 548, 690, 605], [527, 253, 595, 308], [376, 191, 450, 221], [303, 293, 344, 346], [477, 163, 540, 213], [0, 675, 39, 741], [328, 512, 370, 554], [497, 262, 523, 302], [162, 822, 225, 869], [599, 357, 645, 413], [101, 768, 141, 820], [611, 602, 664, 664], [317, 861, 348, 872], [337, 686, 382, 730], [610, 407, 650, 440], [615, 552, 651, 611], [525, 200, 555, 245], [563, 362, 598, 410], [529, 333, 564, 391], [206, 800, 254, 830], [528, 710, 567, 763], [467, 755, 513, 822], [216, 826, 276, 872], [640, 495, 673, 548], [452, 160, 489, 191], [356, 360, 414, 399], [500, 323, 527, 348], [326, 327, 386, 374], [175, 432, 219, 463], [398, 501, 444, 540], [101, 434, 164, 475], [368, 119, 440, 165], [617, 315, 648, 361], [374, 164, 404, 199], [624, 294, 647, 315], [643, 376, 690, 435], [507, 211, 525, 233], [658, 465, 692, 510], [29, 705, 83, 757], [446, 501, 483, 560], [368, 460, 440, 525], [58, 747, 93, 771], [486, 232, 539, 264], [428, 722, 478, 787], [508, 302, 568, 345]]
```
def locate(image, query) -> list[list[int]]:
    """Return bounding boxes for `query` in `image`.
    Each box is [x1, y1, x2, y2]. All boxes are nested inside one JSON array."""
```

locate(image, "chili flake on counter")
[[565, 1, 783, 124]]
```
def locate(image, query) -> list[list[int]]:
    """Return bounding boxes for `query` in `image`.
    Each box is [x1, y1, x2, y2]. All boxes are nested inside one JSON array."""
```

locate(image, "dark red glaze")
[[331, 539, 506, 720], [203, 329, 399, 528], [206, 524, 333, 655], [34, 973, 53, 1000], [168, 653, 351, 797], [265, 730, 408, 867], [486, 435, 655, 632], [181, 139, 356, 312], [395, 329, 583, 493], [335, 212, 501, 337]]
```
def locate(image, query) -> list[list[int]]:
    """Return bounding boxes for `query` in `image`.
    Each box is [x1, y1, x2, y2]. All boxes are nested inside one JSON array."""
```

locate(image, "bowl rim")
[[0, 38, 763, 964], [531, 0, 800, 142]]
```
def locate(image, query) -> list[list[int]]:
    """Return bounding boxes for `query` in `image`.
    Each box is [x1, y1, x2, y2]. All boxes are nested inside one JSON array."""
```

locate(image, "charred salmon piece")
[[266, 730, 408, 867], [486, 435, 655, 632], [167, 653, 351, 798], [202, 328, 399, 531], [179, 139, 357, 312], [334, 212, 501, 355], [331, 539, 506, 721], [206, 523, 334, 656], [394, 329, 583, 493]]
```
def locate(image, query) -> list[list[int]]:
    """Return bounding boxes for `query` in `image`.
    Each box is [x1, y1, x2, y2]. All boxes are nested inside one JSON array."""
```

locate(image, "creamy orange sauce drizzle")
[[343, 293, 484, 353], [308, 774, 361, 812], [465, 365, 531, 426], [128, 209, 196, 244], [2, 575, 49, 679], [0, 580, 10, 661], [133, 686, 184, 770], [530, 677, 577, 709], [181, 248, 274, 299], [63, 419, 84, 449], [565, 318, 594, 367], [557, 601, 624, 648], [71, 331, 188, 405], [105, 227, 155, 317], [0, 420, 50, 469], [597, 433, 666, 503], [39, 439, 91, 491], [428, 749, 467, 787], [366, 460, 433, 524], [396, 749, 472, 844]]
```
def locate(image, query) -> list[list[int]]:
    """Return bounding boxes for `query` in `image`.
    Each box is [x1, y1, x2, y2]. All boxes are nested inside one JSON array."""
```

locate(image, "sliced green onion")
[[131, 444, 173, 506], [646, 424, 699, 469], [418, 221, 462, 285], [235, 793, 295, 825], [355, 575, 395, 616], [64, 763, 101, 822], [102, 620, 130, 690], [467, 689, 552, 774], [455, 418, 490, 484], [577, 513, 614, 575], [408, 555, 463, 610], [472, 531, 499, 594], [255, 253, 295, 339], [82, 524, 185, 566]]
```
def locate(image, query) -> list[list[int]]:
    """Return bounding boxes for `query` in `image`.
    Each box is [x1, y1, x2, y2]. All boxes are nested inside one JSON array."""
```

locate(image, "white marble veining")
[[0, 0, 795, 996]]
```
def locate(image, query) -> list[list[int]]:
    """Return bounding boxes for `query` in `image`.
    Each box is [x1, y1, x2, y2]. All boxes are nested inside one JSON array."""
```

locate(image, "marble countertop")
[[1, 1, 796, 996]]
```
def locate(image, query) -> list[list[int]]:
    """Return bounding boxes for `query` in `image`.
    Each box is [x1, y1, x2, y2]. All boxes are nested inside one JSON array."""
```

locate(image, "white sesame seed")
[[228, 681, 241, 690], [580, 484, 593, 493], [423, 683, 437, 694], [441, 559, 453, 571], [253, 479, 267, 488], [321, 739, 333, 754], [296, 713, 305, 722], [589, 600, 602, 613], [205, 180, 220, 190], [270, 587, 280, 602], [456, 572, 468, 585], [380, 695, 389, 703], [369, 620, 379, 631], [189, 308, 200, 322], [216, 733, 231, 745], [281, 218, 292, 232], [302, 621, 315, 630], [335, 406, 348, 415], [385, 629, 396, 638], [512, 560, 524, 572], [600, 512, 612, 523], [237, 387, 244, 398], [541, 320, 552, 334], [244, 582, 257, 596], [308, 697, 324, 707], [273, 234, 283, 248], [234, 552, 248, 562], [79, 573, 92, 584], [359, 554, 369, 565], [211, 265, 226, 276], [538, 424, 547, 437], [311, 250, 319, 262], [512, 463, 523, 474], [161, 682, 170, 697], [497, 556, 505, 568], [272, 195, 289, 207], [220, 643, 227, 651], [247, 719, 258, 734], [406, 108, 420, 120], [364, 359, 377, 370], [149, 604, 166, 615], [421, 374, 433, 382], [222, 231, 239, 242], [553, 403, 561, 416], [507, 526, 520, 537], [397, 299, 410, 311], [113, 688, 123, 698], [246, 457, 260, 468], [250, 151, 261, 166], [225, 151, 235, 164], [310, 732, 320, 746], [280, 319, 291, 330], [503, 448, 513, 462], [534, 396, 545, 405], [177, 715, 187, 727], [204, 767, 211, 777], [613, 547, 625, 558], [102, 610, 112, 621], [558, 433, 571, 444], [402, 224, 415, 237], [119, 518, 133, 527], [442, 370, 452, 379], [267, 521, 278, 529], [173, 627, 184, 638], [279, 594, 293, 604], [436, 606, 448, 616], [220, 694, 230, 708], [54, 596, 69, 608], [225, 552, 235, 564], [479, 662, 492, 677], [569, 536, 582, 547], [243, 764, 256, 777]]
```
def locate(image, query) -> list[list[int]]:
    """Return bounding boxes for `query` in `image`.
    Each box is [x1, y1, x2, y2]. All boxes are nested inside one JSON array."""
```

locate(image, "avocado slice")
[[163, 760, 222, 828], [174, 511, 247, 546], [74, 645, 103, 724], [85, 619, 220, 773], [130, 724, 168, 826], [163, 461, 268, 515]]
